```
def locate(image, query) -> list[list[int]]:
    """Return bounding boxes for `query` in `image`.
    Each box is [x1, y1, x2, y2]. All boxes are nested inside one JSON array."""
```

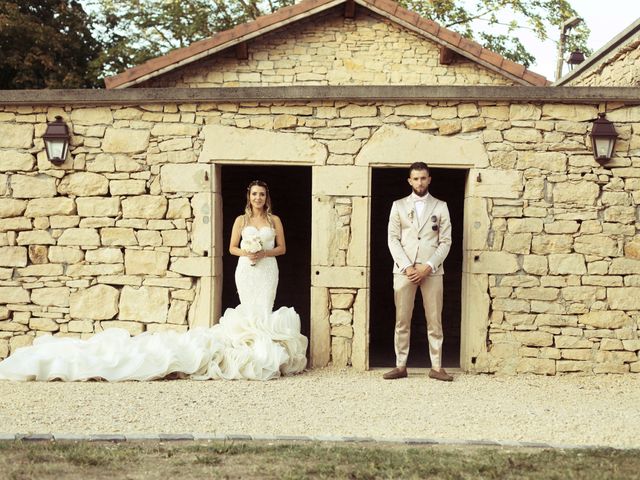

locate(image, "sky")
[[505, 1, 640, 81]]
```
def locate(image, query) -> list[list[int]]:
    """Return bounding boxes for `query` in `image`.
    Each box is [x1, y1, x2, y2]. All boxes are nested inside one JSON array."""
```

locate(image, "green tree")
[[90, 0, 590, 79], [0, 0, 101, 88]]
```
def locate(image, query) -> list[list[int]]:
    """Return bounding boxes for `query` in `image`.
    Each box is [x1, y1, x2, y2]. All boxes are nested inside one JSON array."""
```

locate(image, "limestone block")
[[514, 287, 558, 301], [137, 230, 162, 246], [158, 138, 191, 152], [160, 164, 210, 193], [517, 152, 566, 172], [0, 286, 29, 303], [309, 287, 331, 367], [50, 216, 80, 228], [395, 105, 432, 116], [85, 248, 123, 263], [610, 258, 640, 274], [167, 300, 189, 325], [147, 151, 196, 165], [29, 317, 59, 332], [191, 192, 215, 256], [76, 197, 120, 217], [16, 263, 63, 276], [574, 235, 619, 257], [198, 125, 326, 164], [467, 169, 523, 199], [578, 311, 634, 329], [70, 284, 119, 320], [552, 181, 599, 206], [562, 286, 599, 303], [48, 246, 84, 264], [607, 288, 640, 309], [170, 257, 213, 277], [151, 123, 198, 136], [119, 286, 168, 323], [622, 339, 640, 351], [31, 287, 70, 307], [311, 196, 338, 266], [0, 199, 27, 218], [122, 195, 168, 219], [331, 337, 351, 367], [595, 350, 637, 363], [604, 106, 640, 122], [187, 276, 216, 329], [124, 249, 169, 275], [0, 123, 33, 148], [544, 221, 579, 234], [351, 288, 368, 371], [312, 266, 367, 288], [109, 180, 146, 195], [16, 230, 55, 245], [0, 174, 5, 196], [502, 233, 531, 254], [503, 128, 542, 143], [66, 264, 124, 276], [0, 151, 35, 171], [532, 236, 573, 255], [523, 255, 547, 275], [329, 310, 352, 325], [547, 254, 586, 275], [601, 338, 624, 350], [166, 198, 191, 219], [331, 324, 353, 338], [555, 336, 593, 349], [57, 228, 100, 246], [312, 166, 368, 196], [58, 172, 109, 196], [102, 128, 150, 153], [97, 275, 142, 286], [314, 127, 353, 140], [510, 104, 541, 120], [70, 107, 112, 125], [28, 245, 48, 264], [0, 246, 27, 267], [330, 293, 354, 309], [463, 197, 490, 251], [516, 358, 555, 375], [67, 320, 94, 333], [542, 104, 598, 121], [356, 125, 488, 168], [340, 105, 376, 118], [101, 228, 138, 246], [325, 139, 361, 155], [507, 218, 543, 233], [100, 321, 143, 335], [466, 251, 518, 274], [161, 230, 188, 246], [10, 175, 56, 198], [604, 206, 636, 224], [347, 196, 369, 267]]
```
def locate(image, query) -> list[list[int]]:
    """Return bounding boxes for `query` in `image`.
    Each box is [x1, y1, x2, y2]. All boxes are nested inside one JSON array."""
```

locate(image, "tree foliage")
[[0, 0, 101, 88]]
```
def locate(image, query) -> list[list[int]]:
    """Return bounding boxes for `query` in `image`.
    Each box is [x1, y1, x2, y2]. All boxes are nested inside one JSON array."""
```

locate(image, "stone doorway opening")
[[220, 165, 312, 338], [369, 167, 466, 369]]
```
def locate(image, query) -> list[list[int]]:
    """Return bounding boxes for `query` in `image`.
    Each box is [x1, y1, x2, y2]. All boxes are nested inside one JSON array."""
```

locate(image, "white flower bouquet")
[[241, 235, 263, 266]]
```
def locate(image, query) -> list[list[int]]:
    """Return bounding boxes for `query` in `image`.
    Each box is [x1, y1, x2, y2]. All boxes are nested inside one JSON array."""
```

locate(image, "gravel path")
[[1, 368, 639, 448]]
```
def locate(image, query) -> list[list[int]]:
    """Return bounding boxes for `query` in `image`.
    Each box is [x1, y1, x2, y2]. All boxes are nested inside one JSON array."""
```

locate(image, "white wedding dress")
[[0, 226, 308, 382]]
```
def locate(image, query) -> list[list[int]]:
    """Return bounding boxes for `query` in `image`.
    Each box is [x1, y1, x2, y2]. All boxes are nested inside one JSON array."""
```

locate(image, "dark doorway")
[[220, 166, 311, 339], [370, 167, 465, 368]]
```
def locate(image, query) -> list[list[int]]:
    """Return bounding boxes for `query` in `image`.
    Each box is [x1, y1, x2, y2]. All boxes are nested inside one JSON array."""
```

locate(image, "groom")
[[384, 162, 453, 382]]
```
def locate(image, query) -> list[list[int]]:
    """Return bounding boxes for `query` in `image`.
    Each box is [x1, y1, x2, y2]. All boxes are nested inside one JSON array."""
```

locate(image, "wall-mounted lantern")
[[590, 113, 618, 166], [43, 116, 70, 165], [567, 51, 585, 70]]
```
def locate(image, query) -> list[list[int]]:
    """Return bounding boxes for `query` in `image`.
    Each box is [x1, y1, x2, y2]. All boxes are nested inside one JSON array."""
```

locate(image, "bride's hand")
[[249, 250, 266, 262]]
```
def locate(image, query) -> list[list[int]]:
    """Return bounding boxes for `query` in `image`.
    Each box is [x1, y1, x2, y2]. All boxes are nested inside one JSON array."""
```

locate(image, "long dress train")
[[0, 226, 307, 381]]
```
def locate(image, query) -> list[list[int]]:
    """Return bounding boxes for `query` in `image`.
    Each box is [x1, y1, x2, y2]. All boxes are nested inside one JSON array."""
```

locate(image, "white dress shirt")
[[401, 192, 435, 273]]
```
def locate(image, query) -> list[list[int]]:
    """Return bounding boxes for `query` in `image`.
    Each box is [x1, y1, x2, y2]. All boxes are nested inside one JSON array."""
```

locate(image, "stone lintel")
[[2, 86, 640, 105]]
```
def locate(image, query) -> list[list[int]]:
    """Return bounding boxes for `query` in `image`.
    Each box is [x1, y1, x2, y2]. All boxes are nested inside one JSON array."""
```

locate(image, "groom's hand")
[[406, 264, 432, 284]]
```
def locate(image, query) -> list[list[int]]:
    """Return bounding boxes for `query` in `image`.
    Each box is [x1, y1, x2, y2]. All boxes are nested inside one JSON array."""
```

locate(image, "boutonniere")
[[408, 210, 414, 221]]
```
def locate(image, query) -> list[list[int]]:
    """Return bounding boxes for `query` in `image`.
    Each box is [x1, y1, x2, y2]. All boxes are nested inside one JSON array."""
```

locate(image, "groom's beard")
[[412, 187, 428, 197]]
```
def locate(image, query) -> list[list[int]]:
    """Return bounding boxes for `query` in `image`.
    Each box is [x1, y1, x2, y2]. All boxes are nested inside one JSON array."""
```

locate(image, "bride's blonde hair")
[[243, 180, 274, 227]]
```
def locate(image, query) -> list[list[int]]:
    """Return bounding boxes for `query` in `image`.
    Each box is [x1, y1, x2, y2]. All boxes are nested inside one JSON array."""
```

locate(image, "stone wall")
[[142, 7, 515, 88], [1, 99, 640, 375], [568, 39, 640, 86]]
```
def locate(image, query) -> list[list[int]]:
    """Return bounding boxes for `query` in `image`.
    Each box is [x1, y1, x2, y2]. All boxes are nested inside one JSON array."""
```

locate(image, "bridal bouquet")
[[241, 234, 263, 266]]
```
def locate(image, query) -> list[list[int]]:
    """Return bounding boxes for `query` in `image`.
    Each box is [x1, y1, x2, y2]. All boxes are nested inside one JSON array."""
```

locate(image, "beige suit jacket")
[[388, 194, 452, 275]]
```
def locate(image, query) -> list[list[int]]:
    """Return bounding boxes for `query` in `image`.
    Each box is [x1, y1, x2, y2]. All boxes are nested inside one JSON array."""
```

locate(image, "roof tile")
[[436, 26, 463, 48]]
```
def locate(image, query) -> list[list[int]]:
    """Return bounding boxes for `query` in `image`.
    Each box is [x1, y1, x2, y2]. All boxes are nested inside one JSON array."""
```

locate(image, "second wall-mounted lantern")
[[590, 113, 618, 166], [43, 116, 70, 166]]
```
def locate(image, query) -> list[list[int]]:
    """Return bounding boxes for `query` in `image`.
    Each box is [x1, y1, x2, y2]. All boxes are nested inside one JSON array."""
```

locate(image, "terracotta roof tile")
[[105, 0, 548, 88]]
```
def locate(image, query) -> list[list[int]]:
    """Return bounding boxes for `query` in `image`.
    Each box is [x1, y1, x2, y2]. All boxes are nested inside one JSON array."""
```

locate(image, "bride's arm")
[[264, 215, 286, 257], [229, 216, 248, 257]]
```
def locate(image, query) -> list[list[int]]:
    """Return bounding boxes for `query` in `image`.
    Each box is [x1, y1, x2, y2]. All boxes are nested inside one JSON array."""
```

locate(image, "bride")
[[0, 180, 308, 381]]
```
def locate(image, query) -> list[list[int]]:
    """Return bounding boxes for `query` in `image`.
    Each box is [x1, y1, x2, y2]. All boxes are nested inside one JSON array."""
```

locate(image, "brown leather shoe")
[[383, 367, 408, 380], [428, 368, 453, 382]]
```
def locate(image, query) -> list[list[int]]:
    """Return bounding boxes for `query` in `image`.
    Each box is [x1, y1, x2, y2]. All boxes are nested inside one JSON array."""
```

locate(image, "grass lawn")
[[0, 441, 638, 480]]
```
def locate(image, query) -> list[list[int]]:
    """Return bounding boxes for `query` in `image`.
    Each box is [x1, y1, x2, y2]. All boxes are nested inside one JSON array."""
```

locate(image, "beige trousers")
[[392, 273, 444, 369]]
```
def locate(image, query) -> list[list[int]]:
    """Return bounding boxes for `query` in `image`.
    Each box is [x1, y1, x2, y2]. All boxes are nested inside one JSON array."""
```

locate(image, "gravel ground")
[[1, 368, 639, 448]]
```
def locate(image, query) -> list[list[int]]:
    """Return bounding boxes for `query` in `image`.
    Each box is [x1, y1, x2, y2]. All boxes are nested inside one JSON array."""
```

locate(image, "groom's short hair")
[[408, 162, 430, 176]]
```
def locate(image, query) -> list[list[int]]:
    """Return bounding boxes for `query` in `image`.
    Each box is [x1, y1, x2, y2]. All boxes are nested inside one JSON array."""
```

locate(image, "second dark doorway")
[[370, 167, 465, 369], [220, 166, 311, 339]]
